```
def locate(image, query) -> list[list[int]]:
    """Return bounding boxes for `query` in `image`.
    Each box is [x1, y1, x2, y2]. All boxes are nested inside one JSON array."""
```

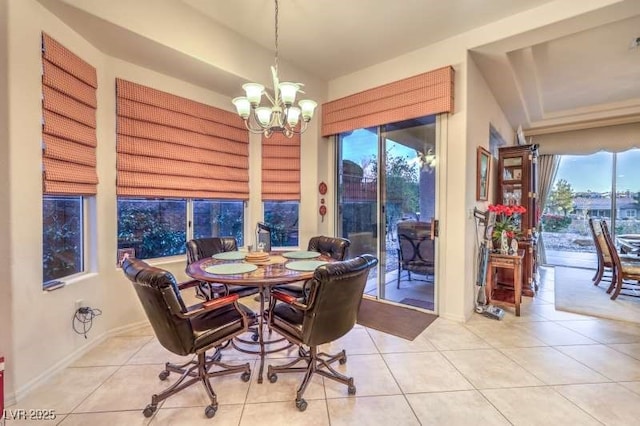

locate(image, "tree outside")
[[548, 179, 575, 217]]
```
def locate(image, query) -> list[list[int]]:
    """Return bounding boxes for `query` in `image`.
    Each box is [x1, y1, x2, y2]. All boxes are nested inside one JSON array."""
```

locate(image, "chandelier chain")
[[274, 0, 279, 74]]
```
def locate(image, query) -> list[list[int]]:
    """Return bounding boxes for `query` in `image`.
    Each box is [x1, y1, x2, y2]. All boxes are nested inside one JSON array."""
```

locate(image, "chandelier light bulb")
[[242, 83, 264, 106], [298, 99, 317, 121], [232, 97, 251, 118], [278, 82, 299, 105], [255, 107, 272, 126], [287, 106, 301, 127]]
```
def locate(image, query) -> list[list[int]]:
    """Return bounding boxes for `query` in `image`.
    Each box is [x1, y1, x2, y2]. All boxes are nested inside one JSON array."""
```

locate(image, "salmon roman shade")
[[41, 33, 98, 195], [321, 66, 454, 137], [116, 79, 249, 199], [262, 132, 300, 201]]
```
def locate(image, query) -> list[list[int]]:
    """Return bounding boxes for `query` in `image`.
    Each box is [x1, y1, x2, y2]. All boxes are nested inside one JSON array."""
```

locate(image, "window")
[[193, 200, 244, 245], [117, 198, 246, 260], [43, 196, 84, 283], [117, 199, 187, 259], [626, 209, 637, 218], [264, 201, 299, 247]]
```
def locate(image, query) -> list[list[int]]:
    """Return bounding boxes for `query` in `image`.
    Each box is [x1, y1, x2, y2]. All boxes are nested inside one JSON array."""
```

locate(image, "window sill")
[[43, 272, 99, 292]]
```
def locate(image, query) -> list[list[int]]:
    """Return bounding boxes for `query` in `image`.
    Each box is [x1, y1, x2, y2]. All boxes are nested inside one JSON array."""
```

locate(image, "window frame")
[[116, 197, 247, 262], [42, 195, 89, 288]]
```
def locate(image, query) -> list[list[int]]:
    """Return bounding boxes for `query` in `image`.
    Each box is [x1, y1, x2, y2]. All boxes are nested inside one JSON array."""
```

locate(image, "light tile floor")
[[7, 266, 640, 425]]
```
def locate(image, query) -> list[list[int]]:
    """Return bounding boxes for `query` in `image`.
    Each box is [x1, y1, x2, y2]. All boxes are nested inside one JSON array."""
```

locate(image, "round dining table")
[[185, 251, 333, 383]]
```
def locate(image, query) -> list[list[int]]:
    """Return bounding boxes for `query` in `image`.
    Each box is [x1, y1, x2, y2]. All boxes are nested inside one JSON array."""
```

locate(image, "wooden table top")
[[185, 252, 333, 287]]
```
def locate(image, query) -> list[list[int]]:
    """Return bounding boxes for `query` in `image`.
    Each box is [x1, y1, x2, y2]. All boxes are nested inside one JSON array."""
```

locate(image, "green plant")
[[541, 214, 572, 232]]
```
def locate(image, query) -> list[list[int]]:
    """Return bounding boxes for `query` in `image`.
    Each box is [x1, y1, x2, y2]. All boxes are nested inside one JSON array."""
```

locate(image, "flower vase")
[[500, 230, 509, 254]]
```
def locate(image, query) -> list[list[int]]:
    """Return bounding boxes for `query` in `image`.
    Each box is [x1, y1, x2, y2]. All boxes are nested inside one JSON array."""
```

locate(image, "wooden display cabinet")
[[496, 144, 538, 296]]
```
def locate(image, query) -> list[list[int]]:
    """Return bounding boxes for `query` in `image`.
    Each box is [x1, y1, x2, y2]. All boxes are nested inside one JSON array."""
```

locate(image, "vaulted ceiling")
[[39, 0, 640, 133]]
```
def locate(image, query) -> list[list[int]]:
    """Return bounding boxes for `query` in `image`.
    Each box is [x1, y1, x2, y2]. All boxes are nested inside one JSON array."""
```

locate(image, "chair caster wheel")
[[241, 372, 251, 382], [268, 373, 278, 383], [158, 370, 170, 380], [143, 404, 157, 418], [339, 355, 347, 365], [296, 398, 308, 411], [204, 404, 218, 418], [251, 333, 259, 342], [348, 385, 356, 395]]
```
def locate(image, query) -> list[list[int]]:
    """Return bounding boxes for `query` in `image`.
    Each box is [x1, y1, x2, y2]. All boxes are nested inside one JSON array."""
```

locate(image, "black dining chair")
[[276, 236, 351, 298], [121, 257, 252, 418], [266, 254, 378, 411], [186, 237, 260, 300]]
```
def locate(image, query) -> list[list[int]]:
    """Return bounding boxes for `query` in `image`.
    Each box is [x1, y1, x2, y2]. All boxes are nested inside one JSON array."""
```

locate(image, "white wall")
[[466, 54, 515, 316], [2, 0, 326, 401], [0, 0, 14, 397]]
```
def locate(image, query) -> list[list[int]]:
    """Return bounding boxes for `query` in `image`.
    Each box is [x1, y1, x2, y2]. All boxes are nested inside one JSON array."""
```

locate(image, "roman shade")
[[116, 79, 249, 199], [41, 33, 98, 195], [321, 66, 454, 137], [532, 122, 640, 155], [262, 132, 300, 200]]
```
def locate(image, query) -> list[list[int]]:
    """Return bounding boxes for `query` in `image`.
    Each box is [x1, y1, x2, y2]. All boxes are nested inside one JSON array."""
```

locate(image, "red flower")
[[488, 204, 526, 240]]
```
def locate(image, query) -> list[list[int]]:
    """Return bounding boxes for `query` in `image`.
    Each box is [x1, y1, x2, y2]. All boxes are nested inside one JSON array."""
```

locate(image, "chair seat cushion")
[[621, 262, 640, 276], [405, 261, 434, 274], [271, 302, 304, 340], [191, 303, 256, 350]]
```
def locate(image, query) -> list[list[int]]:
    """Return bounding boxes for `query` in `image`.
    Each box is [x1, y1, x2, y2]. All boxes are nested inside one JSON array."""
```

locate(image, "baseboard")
[[440, 312, 468, 323], [9, 319, 150, 405]]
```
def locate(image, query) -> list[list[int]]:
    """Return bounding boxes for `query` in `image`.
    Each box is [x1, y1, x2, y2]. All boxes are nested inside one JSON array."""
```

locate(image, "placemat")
[[285, 260, 328, 272], [204, 263, 257, 275], [212, 251, 246, 260], [282, 250, 321, 259]]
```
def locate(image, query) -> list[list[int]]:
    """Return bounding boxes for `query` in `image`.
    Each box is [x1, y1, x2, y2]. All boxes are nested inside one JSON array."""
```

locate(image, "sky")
[[556, 149, 640, 193], [341, 129, 640, 194]]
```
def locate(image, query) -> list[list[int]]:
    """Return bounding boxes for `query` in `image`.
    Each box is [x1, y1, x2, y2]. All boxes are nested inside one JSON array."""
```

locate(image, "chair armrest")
[[178, 294, 240, 319], [271, 289, 311, 311], [177, 279, 201, 290]]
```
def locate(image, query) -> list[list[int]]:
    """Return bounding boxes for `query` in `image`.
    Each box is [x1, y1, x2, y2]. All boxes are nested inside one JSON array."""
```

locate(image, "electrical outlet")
[[75, 299, 84, 311]]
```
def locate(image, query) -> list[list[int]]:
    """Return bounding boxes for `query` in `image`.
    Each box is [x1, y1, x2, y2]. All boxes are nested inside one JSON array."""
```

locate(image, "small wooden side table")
[[486, 249, 524, 316]]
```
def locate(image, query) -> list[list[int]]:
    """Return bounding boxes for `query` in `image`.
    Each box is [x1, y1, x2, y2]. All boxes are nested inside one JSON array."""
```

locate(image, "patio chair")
[[396, 220, 435, 288], [601, 220, 640, 300], [588, 218, 614, 286]]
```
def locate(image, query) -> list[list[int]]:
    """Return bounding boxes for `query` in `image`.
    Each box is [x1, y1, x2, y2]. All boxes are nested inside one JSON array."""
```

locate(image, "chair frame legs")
[[266, 346, 355, 411], [144, 347, 251, 418]]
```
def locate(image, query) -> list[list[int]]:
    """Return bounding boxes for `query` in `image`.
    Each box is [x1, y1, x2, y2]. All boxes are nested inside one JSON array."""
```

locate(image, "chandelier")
[[416, 146, 436, 172], [232, 0, 317, 138]]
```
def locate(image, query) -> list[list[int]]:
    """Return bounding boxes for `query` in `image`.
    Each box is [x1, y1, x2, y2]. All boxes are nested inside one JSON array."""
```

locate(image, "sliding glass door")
[[337, 117, 438, 312], [542, 148, 640, 267]]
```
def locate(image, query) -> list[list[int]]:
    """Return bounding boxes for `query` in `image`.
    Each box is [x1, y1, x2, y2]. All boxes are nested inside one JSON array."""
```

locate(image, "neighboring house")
[[573, 196, 640, 219]]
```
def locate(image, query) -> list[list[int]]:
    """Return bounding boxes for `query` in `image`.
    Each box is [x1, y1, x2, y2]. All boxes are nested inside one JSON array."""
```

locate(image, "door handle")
[[431, 218, 439, 239]]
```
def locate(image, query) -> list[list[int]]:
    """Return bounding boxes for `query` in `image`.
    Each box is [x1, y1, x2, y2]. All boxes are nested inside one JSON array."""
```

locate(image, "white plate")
[[282, 250, 321, 259], [204, 263, 257, 275], [285, 260, 328, 272], [212, 251, 246, 260]]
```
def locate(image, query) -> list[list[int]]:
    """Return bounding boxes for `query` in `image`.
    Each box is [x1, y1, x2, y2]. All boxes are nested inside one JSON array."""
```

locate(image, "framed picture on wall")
[[476, 147, 491, 201]]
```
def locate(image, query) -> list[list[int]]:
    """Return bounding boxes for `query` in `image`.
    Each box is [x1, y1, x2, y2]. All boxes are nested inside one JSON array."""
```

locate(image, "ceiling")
[[180, 0, 554, 80], [40, 0, 640, 132]]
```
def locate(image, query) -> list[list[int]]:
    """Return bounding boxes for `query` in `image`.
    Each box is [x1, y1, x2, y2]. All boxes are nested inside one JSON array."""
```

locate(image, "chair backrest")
[[397, 221, 434, 268], [256, 222, 272, 252], [600, 220, 622, 271], [307, 236, 351, 261], [121, 257, 194, 356], [186, 237, 238, 265], [301, 254, 378, 346], [588, 218, 611, 264]]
